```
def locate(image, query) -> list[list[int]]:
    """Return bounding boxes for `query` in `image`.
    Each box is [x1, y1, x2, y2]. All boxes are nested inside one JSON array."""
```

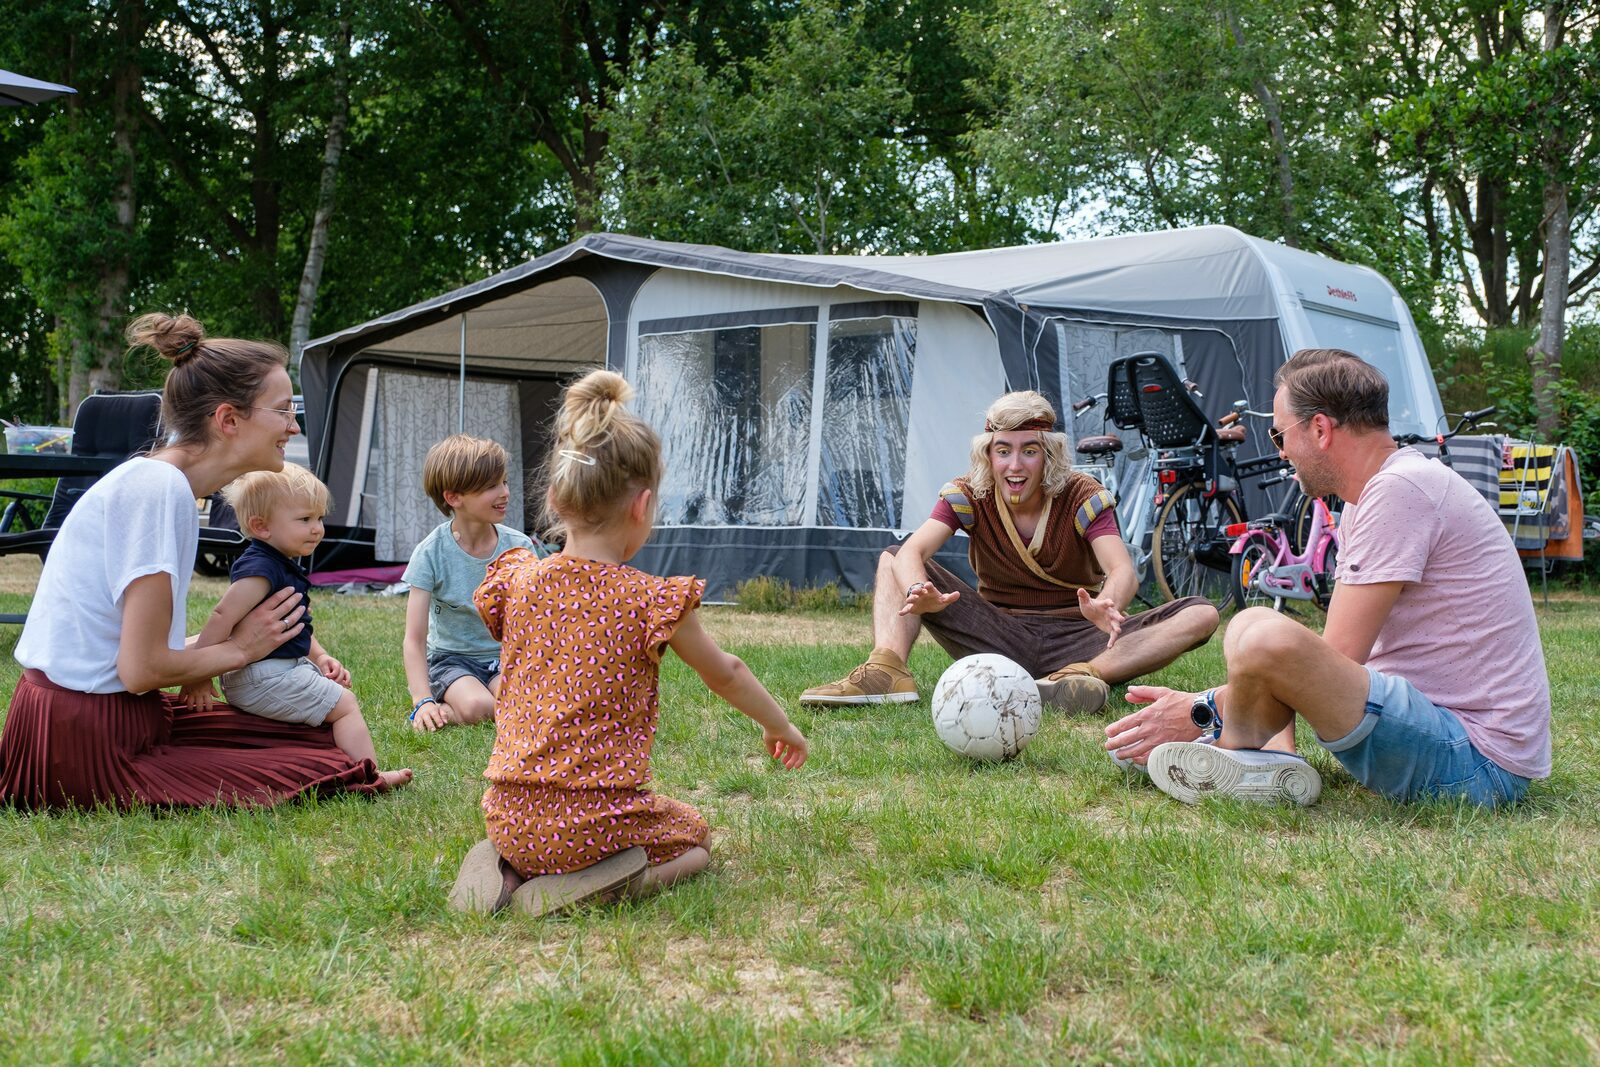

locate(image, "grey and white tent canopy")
[[300, 225, 1443, 596]]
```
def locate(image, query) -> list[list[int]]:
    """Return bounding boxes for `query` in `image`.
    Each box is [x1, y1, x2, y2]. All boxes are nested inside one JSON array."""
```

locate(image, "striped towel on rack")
[[1447, 434, 1504, 511]]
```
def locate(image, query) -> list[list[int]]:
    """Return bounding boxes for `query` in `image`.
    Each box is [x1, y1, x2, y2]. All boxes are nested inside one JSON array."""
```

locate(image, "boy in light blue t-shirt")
[[402, 435, 538, 732]]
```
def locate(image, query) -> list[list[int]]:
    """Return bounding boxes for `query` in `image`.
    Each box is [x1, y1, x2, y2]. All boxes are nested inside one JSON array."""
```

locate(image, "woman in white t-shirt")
[[0, 312, 409, 809]]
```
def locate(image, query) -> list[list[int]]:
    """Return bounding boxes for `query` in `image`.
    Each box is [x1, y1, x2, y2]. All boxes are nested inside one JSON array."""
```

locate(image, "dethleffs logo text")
[[1326, 285, 1357, 302]]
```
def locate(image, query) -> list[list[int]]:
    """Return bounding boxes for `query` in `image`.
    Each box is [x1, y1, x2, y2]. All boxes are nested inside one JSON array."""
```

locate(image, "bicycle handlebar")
[[1393, 405, 1499, 447]]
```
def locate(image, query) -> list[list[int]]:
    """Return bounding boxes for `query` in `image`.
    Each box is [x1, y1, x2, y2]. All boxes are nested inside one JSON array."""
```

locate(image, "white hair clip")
[[559, 449, 596, 466]]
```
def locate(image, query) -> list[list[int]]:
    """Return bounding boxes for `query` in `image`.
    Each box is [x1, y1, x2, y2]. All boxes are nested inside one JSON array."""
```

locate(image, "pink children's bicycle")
[[1226, 475, 1341, 612]]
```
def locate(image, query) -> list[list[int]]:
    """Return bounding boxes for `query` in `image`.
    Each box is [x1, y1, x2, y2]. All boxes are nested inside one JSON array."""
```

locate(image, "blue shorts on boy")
[[402, 521, 535, 686], [220, 540, 342, 724], [426, 652, 499, 704], [1318, 666, 1531, 807]]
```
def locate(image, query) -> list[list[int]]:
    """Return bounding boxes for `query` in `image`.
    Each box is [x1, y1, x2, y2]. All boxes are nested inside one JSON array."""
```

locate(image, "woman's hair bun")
[[126, 312, 207, 365]]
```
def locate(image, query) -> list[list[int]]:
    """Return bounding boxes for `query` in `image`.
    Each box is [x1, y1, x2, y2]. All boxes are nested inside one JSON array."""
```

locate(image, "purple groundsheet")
[[307, 564, 407, 587]]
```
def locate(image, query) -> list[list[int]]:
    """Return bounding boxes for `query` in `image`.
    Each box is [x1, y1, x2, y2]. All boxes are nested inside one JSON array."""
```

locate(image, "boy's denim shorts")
[[1318, 666, 1530, 807], [427, 652, 499, 703]]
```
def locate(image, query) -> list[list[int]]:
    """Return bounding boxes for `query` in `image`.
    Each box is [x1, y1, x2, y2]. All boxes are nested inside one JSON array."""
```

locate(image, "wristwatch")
[[1189, 689, 1221, 737]]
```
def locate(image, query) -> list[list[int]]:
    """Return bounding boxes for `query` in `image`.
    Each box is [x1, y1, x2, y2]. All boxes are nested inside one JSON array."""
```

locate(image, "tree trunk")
[[290, 17, 351, 369], [1531, 179, 1569, 440], [1528, 6, 1570, 441], [87, 0, 145, 405], [1223, 8, 1296, 247]]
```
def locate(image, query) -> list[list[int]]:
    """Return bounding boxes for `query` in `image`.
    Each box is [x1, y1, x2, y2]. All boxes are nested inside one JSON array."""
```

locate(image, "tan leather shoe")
[[800, 648, 918, 705], [1035, 662, 1110, 714]]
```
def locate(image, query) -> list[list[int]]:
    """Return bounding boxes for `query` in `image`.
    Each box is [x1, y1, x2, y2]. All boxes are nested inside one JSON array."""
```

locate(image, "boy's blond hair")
[[223, 463, 333, 539], [423, 435, 510, 516]]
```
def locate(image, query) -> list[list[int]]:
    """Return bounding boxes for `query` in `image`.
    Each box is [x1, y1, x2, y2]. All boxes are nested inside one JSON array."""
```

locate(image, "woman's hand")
[[1077, 587, 1126, 648], [898, 580, 960, 617], [230, 587, 306, 662], [763, 721, 809, 770]]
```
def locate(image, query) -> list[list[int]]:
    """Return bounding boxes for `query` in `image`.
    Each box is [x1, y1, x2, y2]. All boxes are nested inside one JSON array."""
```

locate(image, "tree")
[[1370, 1, 1600, 334], [602, 3, 917, 254], [432, 0, 687, 235], [0, 0, 149, 412], [289, 14, 350, 364], [969, 0, 1399, 253]]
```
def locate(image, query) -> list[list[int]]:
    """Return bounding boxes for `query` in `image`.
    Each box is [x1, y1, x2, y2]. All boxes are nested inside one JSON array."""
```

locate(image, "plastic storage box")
[[3, 425, 74, 455]]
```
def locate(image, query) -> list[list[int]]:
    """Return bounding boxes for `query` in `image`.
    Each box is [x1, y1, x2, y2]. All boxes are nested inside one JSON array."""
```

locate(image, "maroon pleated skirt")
[[0, 669, 379, 811]]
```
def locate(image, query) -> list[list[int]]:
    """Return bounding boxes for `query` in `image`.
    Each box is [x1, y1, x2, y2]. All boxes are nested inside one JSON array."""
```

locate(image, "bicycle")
[[1228, 404, 1498, 613], [1090, 351, 1288, 609], [1227, 472, 1340, 612], [1069, 389, 1155, 584]]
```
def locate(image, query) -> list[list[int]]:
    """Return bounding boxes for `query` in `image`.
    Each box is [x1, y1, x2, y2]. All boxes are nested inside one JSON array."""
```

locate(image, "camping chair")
[[0, 390, 247, 606], [0, 391, 163, 557]]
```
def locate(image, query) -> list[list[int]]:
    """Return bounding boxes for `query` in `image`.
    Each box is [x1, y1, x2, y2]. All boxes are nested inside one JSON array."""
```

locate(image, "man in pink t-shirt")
[[1107, 347, 1550, 807]]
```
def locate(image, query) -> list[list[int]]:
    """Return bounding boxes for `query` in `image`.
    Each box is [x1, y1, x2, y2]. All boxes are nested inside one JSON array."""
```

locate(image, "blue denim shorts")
[[426, 652, 499, 703], [1318, 666, 1530, 807]]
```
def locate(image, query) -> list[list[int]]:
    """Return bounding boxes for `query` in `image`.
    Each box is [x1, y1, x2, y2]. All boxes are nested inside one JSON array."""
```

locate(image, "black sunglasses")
[[1268, 412, 1318, 451]]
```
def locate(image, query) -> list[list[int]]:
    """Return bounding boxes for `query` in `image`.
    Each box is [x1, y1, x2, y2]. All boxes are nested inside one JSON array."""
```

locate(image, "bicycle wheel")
[[1229, 531, 1279, 611], [1292, 493, 1343, 553], [1152, 484, 1245, 608], [1310, 535, 1339, 610]]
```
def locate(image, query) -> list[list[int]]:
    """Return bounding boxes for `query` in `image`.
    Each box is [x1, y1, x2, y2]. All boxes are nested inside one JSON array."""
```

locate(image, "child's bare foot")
[[375, 768, 414, 791]]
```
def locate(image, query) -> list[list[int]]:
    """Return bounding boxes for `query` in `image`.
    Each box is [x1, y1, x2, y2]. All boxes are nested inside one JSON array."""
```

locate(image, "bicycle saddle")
[[1075, 434, 1123, 456], [1217, 424, 1247, 444]]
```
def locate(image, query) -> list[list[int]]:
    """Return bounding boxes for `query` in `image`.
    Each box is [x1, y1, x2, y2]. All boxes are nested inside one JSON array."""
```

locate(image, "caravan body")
[[300, 227, 1442, 596]]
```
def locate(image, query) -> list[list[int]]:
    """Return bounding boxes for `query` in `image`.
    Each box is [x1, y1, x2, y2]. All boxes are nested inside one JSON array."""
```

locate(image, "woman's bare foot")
[[375, 768, 414, 790]]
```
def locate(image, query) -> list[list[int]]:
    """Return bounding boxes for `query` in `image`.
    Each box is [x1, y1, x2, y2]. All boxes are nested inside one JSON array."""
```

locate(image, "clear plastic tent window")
[[636, 323, 816, 525], [816, 316, 917, 529]]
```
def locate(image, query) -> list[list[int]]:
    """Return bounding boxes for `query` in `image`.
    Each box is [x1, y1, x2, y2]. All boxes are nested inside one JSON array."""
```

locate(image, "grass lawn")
[[1, 555, 1597, 1064]]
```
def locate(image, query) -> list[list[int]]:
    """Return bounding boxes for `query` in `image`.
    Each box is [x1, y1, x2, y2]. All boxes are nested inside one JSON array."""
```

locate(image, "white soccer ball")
[[931, 654, 1042, 762]]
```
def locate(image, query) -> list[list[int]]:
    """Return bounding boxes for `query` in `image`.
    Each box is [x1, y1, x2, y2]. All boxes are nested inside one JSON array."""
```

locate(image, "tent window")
[[816, 315, 917, 529], [636, 322, 815, 525], [1302, 308, 1418, 428]]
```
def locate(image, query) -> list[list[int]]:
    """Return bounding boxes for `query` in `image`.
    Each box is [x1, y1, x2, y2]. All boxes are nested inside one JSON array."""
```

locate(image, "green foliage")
[[602, 2, 919, 254], [733, 576, 868, 613], [733, 575, 795, 613]]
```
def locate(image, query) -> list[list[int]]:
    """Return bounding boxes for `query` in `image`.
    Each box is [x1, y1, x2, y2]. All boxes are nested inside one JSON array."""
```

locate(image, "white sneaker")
[[1147, 742, 1322, 806], [1109, 732, 1214, 774]]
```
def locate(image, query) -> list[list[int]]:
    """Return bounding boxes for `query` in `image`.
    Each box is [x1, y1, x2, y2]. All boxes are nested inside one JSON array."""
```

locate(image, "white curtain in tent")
[[374, 370, 524, 561]]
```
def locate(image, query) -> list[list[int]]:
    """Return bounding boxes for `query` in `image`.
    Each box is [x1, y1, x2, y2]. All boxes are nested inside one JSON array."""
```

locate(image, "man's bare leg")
[[1220, 607, 1368, 748], [870, 550, 923, 662], [1087, 602, 1220, 685]]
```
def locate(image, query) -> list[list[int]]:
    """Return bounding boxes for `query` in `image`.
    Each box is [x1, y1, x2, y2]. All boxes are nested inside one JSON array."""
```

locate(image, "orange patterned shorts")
[[483, 782, 709, 878]]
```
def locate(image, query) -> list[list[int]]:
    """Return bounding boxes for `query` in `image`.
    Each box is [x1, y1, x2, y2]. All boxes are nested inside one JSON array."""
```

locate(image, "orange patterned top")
[[474, 548, 704, 790]]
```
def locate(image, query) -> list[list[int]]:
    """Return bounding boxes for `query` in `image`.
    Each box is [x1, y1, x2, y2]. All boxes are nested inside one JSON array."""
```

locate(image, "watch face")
[[1190, 698, 1215, 730]]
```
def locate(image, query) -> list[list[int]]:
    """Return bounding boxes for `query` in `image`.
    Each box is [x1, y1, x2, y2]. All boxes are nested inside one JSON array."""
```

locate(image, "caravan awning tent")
[[300, 226, 1444, 595]]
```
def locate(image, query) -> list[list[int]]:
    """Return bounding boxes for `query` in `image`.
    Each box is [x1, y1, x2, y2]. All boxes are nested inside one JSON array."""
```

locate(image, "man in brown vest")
[[800, 390, 1220, 713]]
